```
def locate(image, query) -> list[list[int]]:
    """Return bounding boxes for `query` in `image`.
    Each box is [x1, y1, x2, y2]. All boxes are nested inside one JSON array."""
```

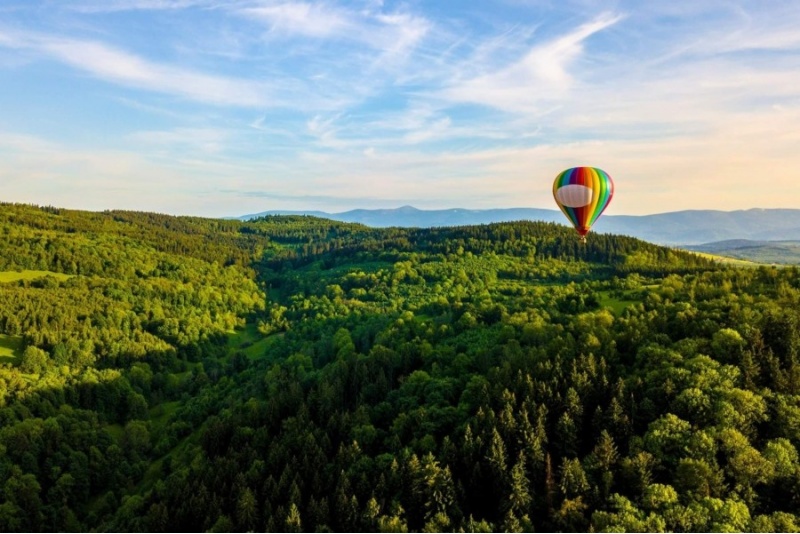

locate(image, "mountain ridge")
[[238, 206, 800, 245]]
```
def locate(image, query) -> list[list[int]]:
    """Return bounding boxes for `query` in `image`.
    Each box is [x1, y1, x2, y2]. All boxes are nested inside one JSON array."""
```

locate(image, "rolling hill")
[[239, 206, 800, 245], [3, 202, 800, 531]]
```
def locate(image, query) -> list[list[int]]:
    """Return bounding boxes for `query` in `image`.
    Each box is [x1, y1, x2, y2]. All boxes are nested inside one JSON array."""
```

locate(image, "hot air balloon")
[[552, 166, 614, 242]]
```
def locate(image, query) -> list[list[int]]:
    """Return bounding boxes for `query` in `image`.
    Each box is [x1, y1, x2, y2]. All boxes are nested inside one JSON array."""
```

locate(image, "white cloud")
[[65, 0, 221, 13], [306, 113, 344, 146], [244, 2, 351, 39], [440, 12, 623, 113], [39, 37, 269, 107], [370, 11, 430, 59], [4, 2, 800, 216], [0, 26, 273, 107], [128, 127, 230, 153], [242, 1, 430, 60], [403, 116, 452, 144]]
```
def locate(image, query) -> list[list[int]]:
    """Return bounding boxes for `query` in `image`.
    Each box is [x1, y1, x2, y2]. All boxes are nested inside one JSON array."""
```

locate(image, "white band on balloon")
[[555, 184, 593, 207]]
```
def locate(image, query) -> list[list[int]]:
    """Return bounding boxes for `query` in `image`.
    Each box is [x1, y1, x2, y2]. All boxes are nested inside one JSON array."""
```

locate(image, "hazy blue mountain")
[[238, 205, 566, 227], [591, 209, 800, 245], [238, 206, 800, 245]]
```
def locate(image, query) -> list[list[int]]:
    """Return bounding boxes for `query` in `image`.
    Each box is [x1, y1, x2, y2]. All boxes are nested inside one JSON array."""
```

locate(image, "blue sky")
[[1, 1, 800, 217]]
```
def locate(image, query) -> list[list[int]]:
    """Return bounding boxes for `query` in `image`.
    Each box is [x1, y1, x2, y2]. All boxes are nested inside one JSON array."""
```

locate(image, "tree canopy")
[[1, 201, 799, 532]]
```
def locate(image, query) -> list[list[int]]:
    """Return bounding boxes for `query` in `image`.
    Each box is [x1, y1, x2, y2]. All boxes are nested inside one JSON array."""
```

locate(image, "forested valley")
[[1, 201, 800, 532]]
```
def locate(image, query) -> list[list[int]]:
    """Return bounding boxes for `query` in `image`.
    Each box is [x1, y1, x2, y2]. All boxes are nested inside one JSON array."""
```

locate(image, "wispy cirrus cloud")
[[128, 127, 231, 152], [241, 1, 431, 63], [3, 1, 800, 216], [226, 190, 404, 205], [439, 12, 623, 113], [64, 0, 221, 13], [6, 32, 271, 107], [243, 2, 351, 39], [66, 0, 433, 61]]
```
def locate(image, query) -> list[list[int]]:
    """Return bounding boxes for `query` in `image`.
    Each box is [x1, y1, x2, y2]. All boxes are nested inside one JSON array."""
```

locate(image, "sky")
[[1, 0, 800, 217]]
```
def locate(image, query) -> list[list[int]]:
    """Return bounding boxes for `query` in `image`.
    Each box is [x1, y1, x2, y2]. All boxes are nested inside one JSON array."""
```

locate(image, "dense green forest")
[[1, 201, 800, 532]]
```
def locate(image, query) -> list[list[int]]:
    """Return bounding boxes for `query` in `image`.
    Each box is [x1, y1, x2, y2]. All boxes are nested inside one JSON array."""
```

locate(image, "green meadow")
[[0, 269, 73, 283], [0, 334, 22, 365]]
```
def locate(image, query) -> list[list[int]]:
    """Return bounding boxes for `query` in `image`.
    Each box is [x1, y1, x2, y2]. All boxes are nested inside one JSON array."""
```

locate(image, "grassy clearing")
[[596, 290, 641, 315], [308, 259, 393, 276], [228, 323, 281, 360], [228, 322, 261, 347], [683, 251, 759, 267], [105, 423, 125, 443], [242, 334, 283, 360], [149, 401, 181, 431], [0, 269, 73, 283], [0, 334, 22, 365]]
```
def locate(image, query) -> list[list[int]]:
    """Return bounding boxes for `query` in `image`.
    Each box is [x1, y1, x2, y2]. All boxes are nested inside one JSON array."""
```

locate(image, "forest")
[[1, 201, 800, 532]]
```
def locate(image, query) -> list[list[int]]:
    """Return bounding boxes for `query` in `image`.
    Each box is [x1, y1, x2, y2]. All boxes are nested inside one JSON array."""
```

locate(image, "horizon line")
[[2, 200, 797, 221]]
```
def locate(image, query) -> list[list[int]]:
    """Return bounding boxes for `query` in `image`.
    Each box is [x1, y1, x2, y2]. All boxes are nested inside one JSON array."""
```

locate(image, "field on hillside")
[[683, 250, 760, 266], [0, 269, 73, 282], [686, 240, 800, 265], [0, 333, 21, 365]]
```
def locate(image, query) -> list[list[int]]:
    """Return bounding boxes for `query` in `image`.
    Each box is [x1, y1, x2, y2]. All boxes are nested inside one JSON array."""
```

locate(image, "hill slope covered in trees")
[[238, 205, 800, 245], [1, 202, 800, 532]]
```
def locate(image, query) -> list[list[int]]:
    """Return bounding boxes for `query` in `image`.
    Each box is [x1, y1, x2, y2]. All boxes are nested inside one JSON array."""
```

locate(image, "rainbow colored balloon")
[[552, 166, 614, 241]]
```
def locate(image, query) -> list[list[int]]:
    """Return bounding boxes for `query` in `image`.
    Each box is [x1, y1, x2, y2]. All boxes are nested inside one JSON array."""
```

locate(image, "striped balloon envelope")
[[552, 167, 614, 241]]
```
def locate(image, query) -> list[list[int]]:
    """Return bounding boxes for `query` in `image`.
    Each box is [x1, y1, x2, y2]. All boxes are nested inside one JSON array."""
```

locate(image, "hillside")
[[1, 202, 800, 532], [685, 240, 800, 264], [239, 206, 800, 245]]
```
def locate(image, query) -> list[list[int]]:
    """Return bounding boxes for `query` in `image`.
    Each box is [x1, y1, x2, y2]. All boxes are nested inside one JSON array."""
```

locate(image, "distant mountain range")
[[237, 206, 800, 245]]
